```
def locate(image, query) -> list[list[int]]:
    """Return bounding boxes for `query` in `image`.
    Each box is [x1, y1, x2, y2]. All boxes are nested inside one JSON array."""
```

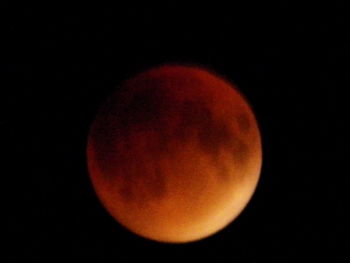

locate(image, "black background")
[[4, 2, 346, 262]]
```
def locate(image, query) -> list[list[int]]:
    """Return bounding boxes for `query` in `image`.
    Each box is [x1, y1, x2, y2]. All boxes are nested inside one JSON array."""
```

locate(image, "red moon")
[[87, 65, 262, 243]]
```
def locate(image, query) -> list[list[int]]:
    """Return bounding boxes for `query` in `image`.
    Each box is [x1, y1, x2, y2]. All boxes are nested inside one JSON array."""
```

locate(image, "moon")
[[87, 65, 262, 243]]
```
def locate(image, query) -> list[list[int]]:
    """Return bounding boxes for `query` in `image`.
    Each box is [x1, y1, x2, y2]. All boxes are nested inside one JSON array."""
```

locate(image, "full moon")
[[87, 65, 262, 243]]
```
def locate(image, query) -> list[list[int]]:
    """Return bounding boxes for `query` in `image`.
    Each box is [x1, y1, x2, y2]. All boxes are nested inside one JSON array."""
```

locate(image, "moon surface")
[[87, 65, 262, 243]]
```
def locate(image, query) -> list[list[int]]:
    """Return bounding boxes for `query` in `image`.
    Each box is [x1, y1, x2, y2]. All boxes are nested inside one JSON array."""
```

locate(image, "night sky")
[[4, 2, 346, 262]]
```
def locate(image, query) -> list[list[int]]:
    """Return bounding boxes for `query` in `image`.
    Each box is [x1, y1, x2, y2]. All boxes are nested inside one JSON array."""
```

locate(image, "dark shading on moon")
[[87, 65, 262, 243], [91, 92, 250, 201], [237, 113, 251, 132]]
